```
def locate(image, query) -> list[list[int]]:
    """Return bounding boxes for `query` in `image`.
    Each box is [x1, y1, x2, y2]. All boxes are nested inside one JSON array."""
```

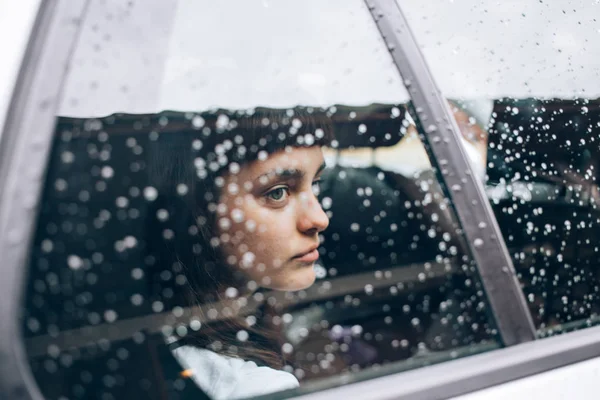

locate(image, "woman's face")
[[215, 146, 329, 291]]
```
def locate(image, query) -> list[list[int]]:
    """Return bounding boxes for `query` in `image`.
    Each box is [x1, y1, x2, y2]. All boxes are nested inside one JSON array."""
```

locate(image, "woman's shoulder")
[[172, 344, 299, 400]]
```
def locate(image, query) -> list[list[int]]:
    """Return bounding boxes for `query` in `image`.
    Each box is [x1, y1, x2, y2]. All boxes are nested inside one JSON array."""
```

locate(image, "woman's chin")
[[270, 266, 317, 291]]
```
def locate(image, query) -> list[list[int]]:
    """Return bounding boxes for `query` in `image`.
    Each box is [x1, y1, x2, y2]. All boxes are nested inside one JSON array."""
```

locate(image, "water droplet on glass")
[[101, 166, 114, 179], [237, 330, 249, 342], [216, 114, 230, 130], [176, 184, 188, 196], [192, 139, 203, 150], [67, 255, 84, 270], [192, 116, 205, 128], [144, 186, 158, 201], [104, 309, 118, 323], [282, 343, 294, 354], [241, 252, 255, 268], [231, 208, 244, 223]]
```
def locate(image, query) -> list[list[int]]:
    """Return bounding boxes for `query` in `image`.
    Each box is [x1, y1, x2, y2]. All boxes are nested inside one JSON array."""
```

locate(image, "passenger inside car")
[[142, 109, 334, 399]]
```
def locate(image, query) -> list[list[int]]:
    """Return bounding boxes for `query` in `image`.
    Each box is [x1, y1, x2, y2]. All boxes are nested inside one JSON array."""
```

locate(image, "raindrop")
[[190, 319, 201, 331], [131, 268, 144, 280], [130, 294, 143, 306], [61, 151, 75, 163], [123, 236, 137, 248], [176, 184, 188, 196], [41, 239, 53, 253], [101, 166, 114, 179], [216, 114, 230, 130], [156, 209, 169, 222], [54, 179, 68, 191], [104, 310, 118, 323], [231, 208, 244, 223], [245, 219, 256, 232], [116, 196, 129, 208], [241, 252, 255, 268], [67, 255, 83, 270], [192, 139, 203, 150], [473, 238, 484, 248], [237, 330, 249, 342], [192, 116, 205, 128], [152, 301, 164, 313], [143, 186, 158, 201]]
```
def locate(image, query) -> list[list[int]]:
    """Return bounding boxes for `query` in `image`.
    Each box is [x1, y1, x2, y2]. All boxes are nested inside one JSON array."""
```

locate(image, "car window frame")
[[364, 0, 537, 346], [1, 1, 600, 400], [0, 1, 93, 399]]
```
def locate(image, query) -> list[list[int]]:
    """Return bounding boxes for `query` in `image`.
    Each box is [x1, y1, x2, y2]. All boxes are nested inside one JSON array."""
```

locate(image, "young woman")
[[146, 109, 332, 399]]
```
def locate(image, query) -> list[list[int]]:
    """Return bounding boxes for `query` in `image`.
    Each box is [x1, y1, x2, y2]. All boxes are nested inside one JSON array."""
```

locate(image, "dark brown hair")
[[145, 107, 333, 368]]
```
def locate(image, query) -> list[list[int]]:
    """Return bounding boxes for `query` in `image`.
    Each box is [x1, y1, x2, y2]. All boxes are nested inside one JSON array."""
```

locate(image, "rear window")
[[21, 1, 503, 399], [403, 0, 600, 335]]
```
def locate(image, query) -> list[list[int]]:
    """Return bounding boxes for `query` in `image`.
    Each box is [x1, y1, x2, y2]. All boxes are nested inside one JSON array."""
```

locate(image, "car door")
[[1, 1, 600, 400]]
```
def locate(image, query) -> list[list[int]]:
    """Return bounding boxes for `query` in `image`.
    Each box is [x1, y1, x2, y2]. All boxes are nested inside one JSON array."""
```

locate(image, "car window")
[[402, 0, 600, 336], [22, 1, 502, 399]]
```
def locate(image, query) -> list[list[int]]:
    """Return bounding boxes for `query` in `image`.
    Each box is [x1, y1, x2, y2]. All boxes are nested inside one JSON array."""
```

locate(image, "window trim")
[[0, 1, 90, 399], [363, 0, 536, 346], [283, 324, 600, 400]]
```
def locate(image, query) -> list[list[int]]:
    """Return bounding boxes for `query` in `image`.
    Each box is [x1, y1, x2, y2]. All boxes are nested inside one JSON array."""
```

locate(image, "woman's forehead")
[[232, 146, 325, 181]]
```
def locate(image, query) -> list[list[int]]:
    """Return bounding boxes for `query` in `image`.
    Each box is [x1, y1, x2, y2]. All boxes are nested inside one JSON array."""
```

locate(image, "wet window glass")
[[402, 0, 600, 336], [23, 1, 500, 399]]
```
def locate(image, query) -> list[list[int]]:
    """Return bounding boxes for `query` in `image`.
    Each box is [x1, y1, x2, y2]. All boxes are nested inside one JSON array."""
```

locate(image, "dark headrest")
[[488, 98, 600, 184]]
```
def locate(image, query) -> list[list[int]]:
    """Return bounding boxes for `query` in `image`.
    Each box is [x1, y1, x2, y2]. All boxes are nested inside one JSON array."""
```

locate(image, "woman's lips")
[[293, 249, 319, 263]]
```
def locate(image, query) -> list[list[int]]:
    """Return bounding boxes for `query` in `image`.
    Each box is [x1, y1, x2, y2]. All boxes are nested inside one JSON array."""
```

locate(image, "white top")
[[172, 345, 299, 400]]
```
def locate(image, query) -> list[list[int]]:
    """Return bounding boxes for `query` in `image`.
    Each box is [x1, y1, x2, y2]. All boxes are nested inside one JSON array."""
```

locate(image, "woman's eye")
[[265, 186, 289, 203]]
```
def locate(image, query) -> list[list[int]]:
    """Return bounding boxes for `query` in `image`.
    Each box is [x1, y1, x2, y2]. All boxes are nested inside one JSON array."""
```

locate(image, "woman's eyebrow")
[[315, 161, 327, 176], [254, 162, 327, 184]]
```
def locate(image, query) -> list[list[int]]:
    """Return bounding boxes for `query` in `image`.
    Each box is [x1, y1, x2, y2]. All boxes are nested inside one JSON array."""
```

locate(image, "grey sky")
[[58, 0, 600, 117]]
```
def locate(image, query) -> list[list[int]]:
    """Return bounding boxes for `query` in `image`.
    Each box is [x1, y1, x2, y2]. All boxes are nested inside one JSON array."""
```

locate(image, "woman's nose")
[[297, 192, 329, 234]]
